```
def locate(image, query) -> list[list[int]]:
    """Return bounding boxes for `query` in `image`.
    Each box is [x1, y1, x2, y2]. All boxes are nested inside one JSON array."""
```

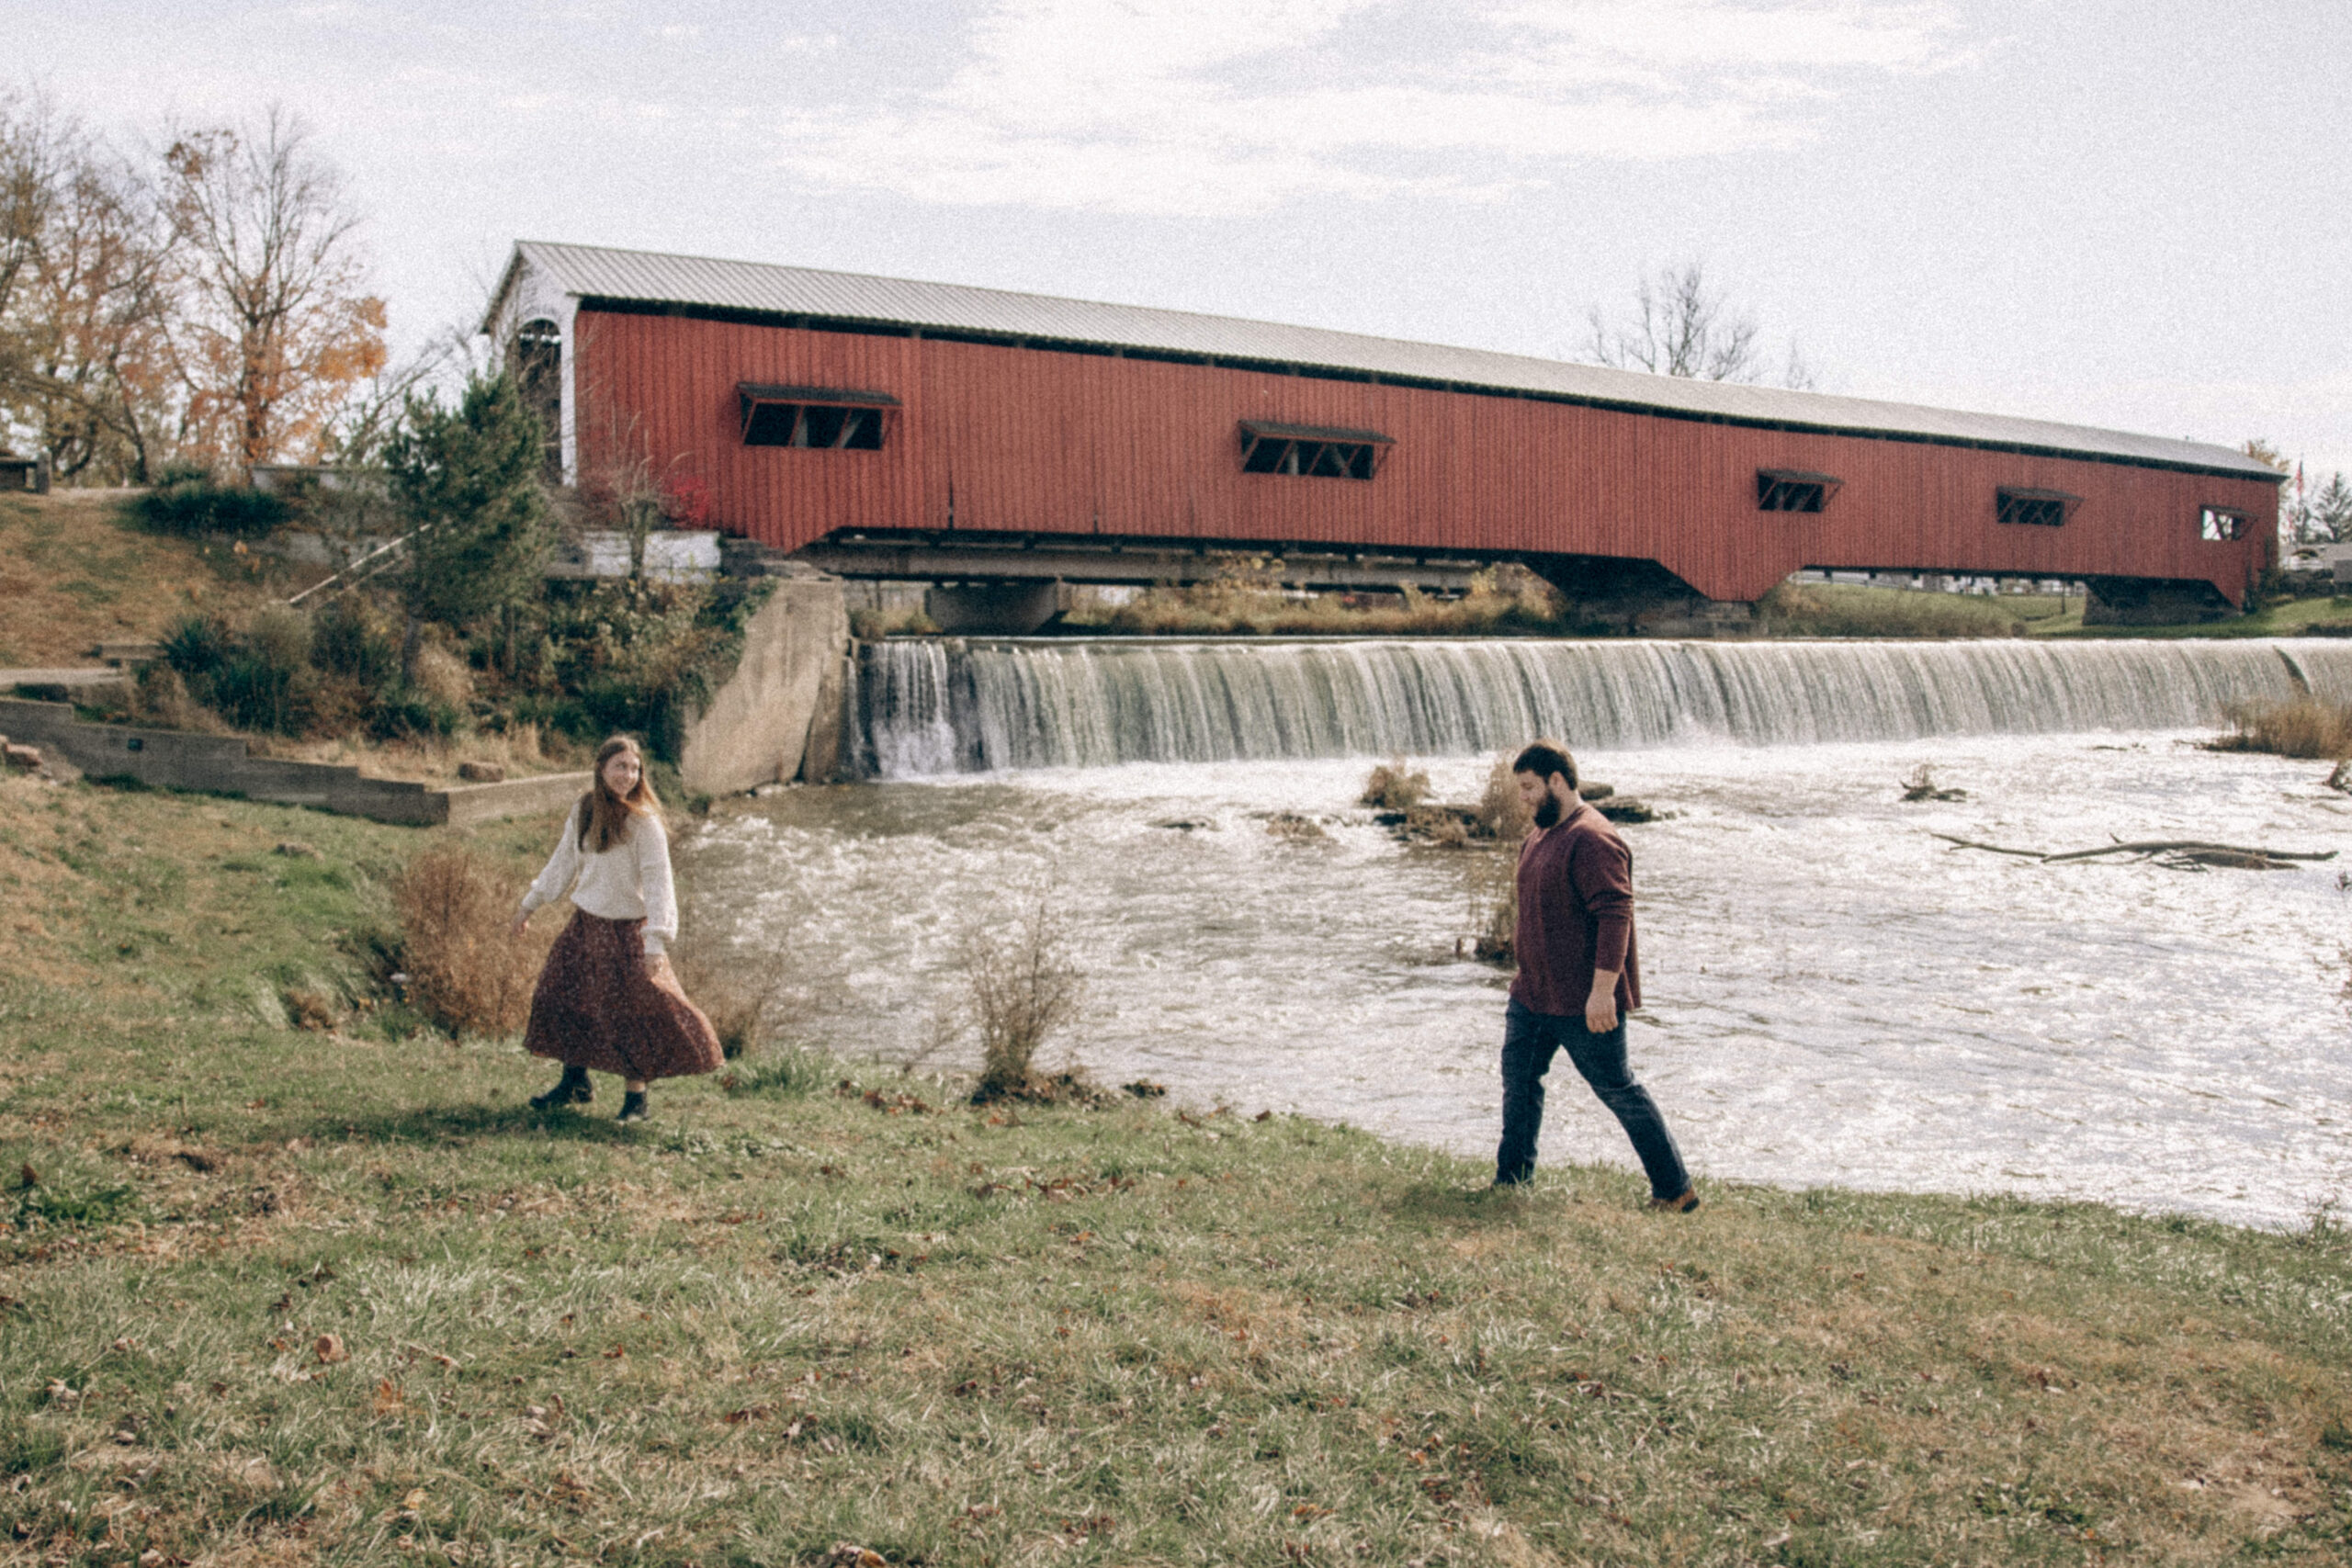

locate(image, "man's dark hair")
[[1511, 739, 1577, 791]]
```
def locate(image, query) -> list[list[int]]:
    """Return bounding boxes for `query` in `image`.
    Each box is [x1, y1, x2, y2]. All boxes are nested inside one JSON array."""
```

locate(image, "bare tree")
[[1585, 262, 1815, 389], [160, 107, 385, 470], [0, 91, 179, 482], [0, 89, 63, 412]]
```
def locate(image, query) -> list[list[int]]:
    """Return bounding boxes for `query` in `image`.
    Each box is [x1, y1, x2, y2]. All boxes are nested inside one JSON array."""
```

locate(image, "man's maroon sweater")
[[1510, 803, 1642, 1018]]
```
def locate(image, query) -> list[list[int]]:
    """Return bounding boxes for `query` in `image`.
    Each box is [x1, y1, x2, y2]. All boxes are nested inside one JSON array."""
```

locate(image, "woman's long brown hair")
[[579, 736, 661, 852]]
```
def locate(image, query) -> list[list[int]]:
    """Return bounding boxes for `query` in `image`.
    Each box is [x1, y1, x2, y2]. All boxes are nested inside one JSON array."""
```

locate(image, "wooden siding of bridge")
[[574, 309, 2278, 605]]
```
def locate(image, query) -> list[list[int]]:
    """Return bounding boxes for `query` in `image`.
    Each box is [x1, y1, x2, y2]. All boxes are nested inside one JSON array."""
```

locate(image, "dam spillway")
[[850, 636, 2352, 776]]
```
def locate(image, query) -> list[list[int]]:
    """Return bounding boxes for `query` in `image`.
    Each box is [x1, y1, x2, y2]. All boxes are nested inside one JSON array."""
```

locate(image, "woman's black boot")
[[530, 1065, 593, 1110], [616, 1089, 650, 1124]]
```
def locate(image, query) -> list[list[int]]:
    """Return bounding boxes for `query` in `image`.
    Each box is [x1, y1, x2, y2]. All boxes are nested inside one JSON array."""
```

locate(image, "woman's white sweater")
[[518, 802, 678, 954]]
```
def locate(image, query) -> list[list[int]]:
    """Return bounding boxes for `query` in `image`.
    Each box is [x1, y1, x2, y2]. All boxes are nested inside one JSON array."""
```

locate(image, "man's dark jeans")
[[1496, 996, 1690, 1197]]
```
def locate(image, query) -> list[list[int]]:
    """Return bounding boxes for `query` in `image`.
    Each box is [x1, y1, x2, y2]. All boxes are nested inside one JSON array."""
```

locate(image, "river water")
[[678, 638, 2352, 1231]]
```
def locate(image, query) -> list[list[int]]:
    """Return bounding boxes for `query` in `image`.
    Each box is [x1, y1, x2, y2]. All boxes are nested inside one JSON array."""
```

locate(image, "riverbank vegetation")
[[1065, 562, 1571, 638], [3, 413, 768, 791], [1752, 581, 2075, 638], [3, 771, 2351, 1563], [2209, 695, 2352, 761]]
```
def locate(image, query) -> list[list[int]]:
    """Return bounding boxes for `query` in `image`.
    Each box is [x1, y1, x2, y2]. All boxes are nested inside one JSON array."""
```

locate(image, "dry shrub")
[[1265, 811, 1329, 843], [128, 664, 221, 731], [958, 884, 1087, 1102], [668, 944, 778, 1060], [1464, 754, 1532, 964], [2211, 696, 2352, 760], [1475, 754, 1534, 841], [280, 987, 338, 1032], [392, 845, 551, 1038], [409, 643, 476, 709], [1091, 560, 1561, 637], [1361, 758, 1430, 811], [1419, 812, 1471, 850]]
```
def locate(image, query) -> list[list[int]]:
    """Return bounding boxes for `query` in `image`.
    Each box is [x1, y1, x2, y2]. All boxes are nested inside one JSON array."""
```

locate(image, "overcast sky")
[[19, 0, 2351, 479]]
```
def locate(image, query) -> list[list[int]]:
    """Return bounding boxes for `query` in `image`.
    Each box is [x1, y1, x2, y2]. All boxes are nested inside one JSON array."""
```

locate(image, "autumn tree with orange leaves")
[[159, 107, 385, 472], [0, 90, 179, 481]]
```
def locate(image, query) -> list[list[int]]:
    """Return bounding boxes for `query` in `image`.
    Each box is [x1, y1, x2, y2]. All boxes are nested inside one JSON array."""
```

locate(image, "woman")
[[513, 736, 722, 1122]]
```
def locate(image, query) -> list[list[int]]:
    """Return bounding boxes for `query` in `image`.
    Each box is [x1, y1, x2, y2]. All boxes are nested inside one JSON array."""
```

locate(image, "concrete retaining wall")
[[0, 698, 586, 827], [677, 578, 851, 795]]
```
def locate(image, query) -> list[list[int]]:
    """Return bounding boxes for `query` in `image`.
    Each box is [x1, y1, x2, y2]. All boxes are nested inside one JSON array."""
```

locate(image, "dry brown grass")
[[245, 720, 583, 784], [2211, 695, 2352, 760], [1089, 562, 1564, 637], [1360, 757, 1430, 811], [0, 773, 102, 988], [0, 491, 312, 668], [391, 844, 555, 1038]]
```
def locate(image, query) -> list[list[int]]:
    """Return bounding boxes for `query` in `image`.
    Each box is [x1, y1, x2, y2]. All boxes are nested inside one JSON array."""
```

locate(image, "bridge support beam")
[[789, 531, 1495, 595], [924, 581, 1068, 635], [1524, 554, 1758, 637]]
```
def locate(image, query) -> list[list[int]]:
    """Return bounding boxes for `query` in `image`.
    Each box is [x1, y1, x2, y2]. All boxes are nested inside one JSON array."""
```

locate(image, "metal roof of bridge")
[[498, 241, 2276, 479]]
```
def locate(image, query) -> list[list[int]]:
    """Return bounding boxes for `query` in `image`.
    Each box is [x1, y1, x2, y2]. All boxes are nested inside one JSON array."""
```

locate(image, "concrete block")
[[678, 578, 851, 796], [0, 699, 588, 829], [96, 642, 164, 666], [440, 772, 592, 829], [799, 652, 850, 783], [4, 743, 40, 771], [458, 761, 506, 783], [547, 530, 721, 581]]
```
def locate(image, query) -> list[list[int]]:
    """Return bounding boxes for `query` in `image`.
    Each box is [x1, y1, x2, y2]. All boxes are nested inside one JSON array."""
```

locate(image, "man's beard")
[[1532, 793, 1563, 829]]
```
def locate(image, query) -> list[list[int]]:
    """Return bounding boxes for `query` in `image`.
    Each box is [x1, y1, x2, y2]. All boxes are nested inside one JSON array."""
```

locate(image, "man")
[[1495, 739, 1697, 1209]]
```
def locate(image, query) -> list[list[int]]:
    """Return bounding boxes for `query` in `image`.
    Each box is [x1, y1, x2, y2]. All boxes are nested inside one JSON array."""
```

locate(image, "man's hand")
[[511, 911, 529, 938], [1585, 970, 1620, 1033]]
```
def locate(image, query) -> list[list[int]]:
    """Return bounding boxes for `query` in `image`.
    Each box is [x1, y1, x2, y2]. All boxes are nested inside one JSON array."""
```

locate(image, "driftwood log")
[[1930, 833, 2337, 871]]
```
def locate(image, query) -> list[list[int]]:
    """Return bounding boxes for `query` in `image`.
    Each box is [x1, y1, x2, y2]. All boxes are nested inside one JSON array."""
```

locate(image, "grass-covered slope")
[[0, 492, 306, 671], [2, 773, 2349, 1565]]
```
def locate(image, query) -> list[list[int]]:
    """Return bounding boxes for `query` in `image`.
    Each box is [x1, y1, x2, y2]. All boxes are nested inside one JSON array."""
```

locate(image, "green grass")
[[1753, 582, 2088, 639], [3, 773, 2350, 1564], [2048, 592, 2352, 640]]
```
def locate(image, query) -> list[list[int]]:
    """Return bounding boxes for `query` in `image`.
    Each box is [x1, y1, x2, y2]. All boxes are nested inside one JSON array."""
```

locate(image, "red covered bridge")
[[489, 242, 2280, 628]]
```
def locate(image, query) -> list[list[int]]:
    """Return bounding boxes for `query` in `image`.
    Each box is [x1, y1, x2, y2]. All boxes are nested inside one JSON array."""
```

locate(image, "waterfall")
[[854, 637, 2352, 775]]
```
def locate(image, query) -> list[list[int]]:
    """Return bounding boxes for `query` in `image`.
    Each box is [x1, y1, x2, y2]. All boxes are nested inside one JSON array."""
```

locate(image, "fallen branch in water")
[[2043, 839, 2336, 863], [1928, 835, 2046, 859], [1931, 832, 2337, 865]]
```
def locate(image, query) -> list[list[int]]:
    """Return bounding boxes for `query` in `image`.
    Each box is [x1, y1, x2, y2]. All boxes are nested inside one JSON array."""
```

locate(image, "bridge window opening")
[[1238, 420, 1392, 480], [513, 319, 563, 484], [738, 382, 898, 449], [2200, 506, 2248, 541], [1996, 487, 2078, 527], [1757, 468, 1841, 513]]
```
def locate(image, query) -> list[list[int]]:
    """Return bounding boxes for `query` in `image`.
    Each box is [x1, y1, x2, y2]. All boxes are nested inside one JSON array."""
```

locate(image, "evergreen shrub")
[[132, 466, 290, 539]]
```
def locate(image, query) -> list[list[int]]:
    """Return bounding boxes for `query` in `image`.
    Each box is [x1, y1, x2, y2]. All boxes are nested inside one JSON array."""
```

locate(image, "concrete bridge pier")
[[677, 577, 854, 795], [2082, 576, 2233, 626], [923, 581, 1067, 635]]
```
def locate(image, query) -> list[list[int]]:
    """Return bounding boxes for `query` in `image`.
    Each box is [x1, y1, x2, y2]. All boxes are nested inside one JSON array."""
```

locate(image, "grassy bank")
[[4, 776, 2352, 1566], [0, 491, 307, 670]]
